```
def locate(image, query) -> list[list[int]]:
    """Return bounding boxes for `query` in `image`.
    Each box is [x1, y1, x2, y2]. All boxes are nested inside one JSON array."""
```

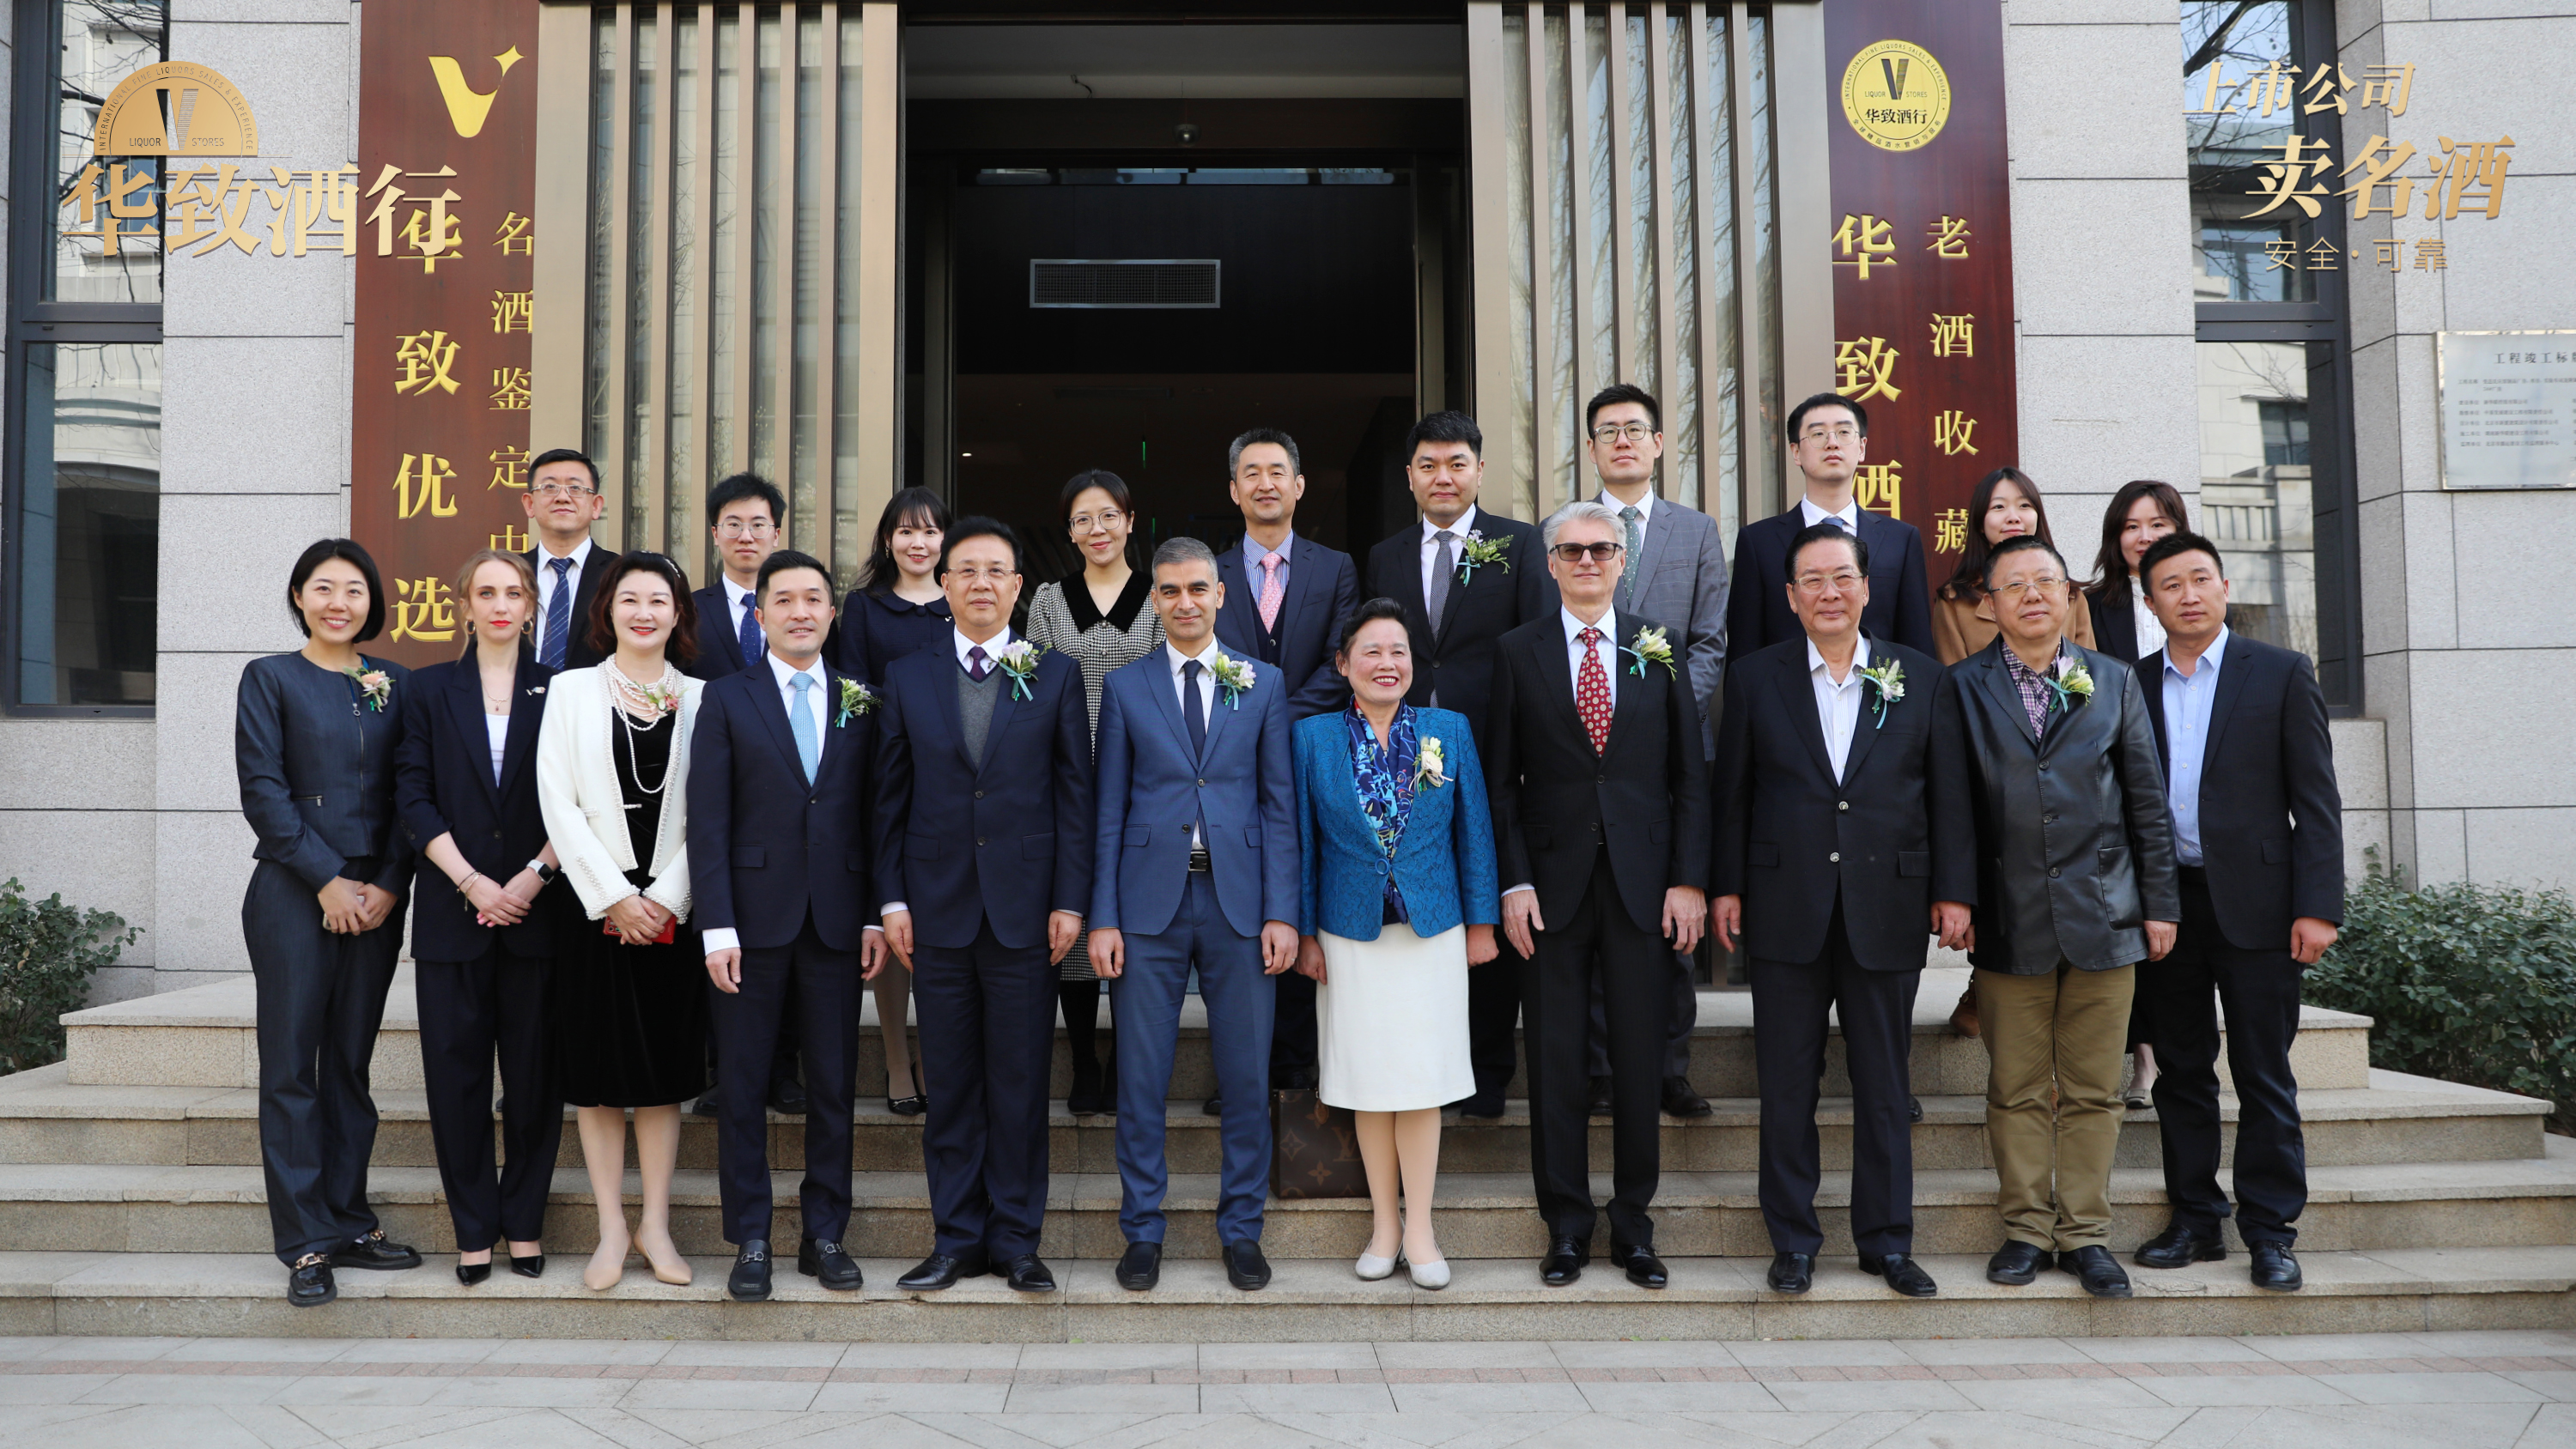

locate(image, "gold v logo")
[[429, 46, 524, 138], [1880, 56, 1910, 100]]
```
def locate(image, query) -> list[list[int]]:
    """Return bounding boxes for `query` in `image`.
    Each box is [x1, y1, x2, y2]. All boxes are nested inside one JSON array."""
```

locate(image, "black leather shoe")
[[1585, 1077, 1613, 1116], [456, 1259, 492, 1286], [1908, 1094, 1924, 1123], [1540, 1234, 1591, 1286], [287, 1254, 336, 1307], [1661, 1076, 1713, 1119], [2059, 1245, 2134, 1298], [1861, 1252, 1939, 1298], [1612, 1241, 1668, 1289], [1002, 1253, 1057, 1293], [691, 1084, 721, 1118], [332, 1231, 422, 1270], [799, 1236, 863, 1290], [1986, 1240, 2052, 1285], [2134, 1222, 2228, 1270], [2249, 1240, 2303, 1291], [1203, 1094, 1224, 1117], [1115, 1240, 1162, 1291], [769, 1076, 810, 1115], [1765, 1252, 1814, 1294], [896, 1251, 988, 1291], [1222, 1239, 1273, 1290], [1457, 1086, 1507, 1119], [729, 1239, 773, 1300], [510, 1253, 545, 1279]]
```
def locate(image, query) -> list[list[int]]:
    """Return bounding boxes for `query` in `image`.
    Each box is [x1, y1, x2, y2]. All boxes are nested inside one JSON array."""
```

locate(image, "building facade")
[[1, 0, 2568, 1000]]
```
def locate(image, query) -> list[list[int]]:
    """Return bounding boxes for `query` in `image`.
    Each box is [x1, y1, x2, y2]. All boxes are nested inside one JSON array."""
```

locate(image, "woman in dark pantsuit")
[[394, 549, 566, 1285], [236, 538, 422, 1308]]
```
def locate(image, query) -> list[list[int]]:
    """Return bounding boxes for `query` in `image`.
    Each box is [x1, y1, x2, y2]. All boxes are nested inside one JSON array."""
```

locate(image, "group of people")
[[234, 383, 2342, 1312]]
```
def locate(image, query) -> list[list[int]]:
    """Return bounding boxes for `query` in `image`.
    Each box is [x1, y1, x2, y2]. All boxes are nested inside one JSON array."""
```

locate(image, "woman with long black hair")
[[1931, 467, 2097, 664]]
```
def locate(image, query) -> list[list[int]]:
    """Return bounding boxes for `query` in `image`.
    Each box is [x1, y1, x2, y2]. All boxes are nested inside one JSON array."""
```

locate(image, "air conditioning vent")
[[1030, 259, 1221, 309]]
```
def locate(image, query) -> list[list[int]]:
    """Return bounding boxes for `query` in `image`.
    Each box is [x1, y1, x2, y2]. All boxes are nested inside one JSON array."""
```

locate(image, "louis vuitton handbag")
[[1270, 1088, 1370, 1199]]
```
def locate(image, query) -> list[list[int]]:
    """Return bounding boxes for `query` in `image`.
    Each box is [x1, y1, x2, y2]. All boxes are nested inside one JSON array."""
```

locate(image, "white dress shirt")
[[721, 569, 756, 623], [1799, 496, 1862, 533], [2130, 575, 2170, 657], [1419, 504, 1481, 600], [1558, 606, 1619, 710], [1168, 640, 1222, 847], [2159, 625, 2228, 868], [701, 651, 842, 955], [1808, 635, 1870, 783], [533, 535, 594, 617]]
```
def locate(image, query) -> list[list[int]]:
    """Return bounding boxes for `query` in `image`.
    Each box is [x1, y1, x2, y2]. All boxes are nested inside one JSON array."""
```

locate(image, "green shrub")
[[0, 878, 137, 1075], [2305, 853, 2576, 1133]]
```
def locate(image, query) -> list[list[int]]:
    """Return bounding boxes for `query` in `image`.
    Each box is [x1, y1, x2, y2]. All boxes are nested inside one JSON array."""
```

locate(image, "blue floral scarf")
[[1347, 703, 1419, 922]]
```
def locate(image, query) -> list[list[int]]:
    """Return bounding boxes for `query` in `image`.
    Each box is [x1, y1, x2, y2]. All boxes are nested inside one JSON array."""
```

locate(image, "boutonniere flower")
[[344, 666, 392, 712], [1620, 625, 1678, 679], [1208, 652, 1257, 709], [2042, 656, 2096, 715], [835, 678, 878, 727], [995, 640, 1042, 701], [1415, 736, 1448, 790], [526, 685, 545, 696], [1856, 658, 1905, 728], [1456, 529, 1512, 582]]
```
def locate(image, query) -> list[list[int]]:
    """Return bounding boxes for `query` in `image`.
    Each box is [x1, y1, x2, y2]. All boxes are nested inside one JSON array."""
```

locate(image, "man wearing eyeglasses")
[[1721, 394, 1934, 670], [685, 473, 791, 682], [524, 448, 617, 671], [1933, 533, 2178, 1302]]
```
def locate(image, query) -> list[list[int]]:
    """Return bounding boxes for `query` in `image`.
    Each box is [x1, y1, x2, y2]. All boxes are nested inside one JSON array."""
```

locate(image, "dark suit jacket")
[[394, 652, 559, 961], [526, 543, 617, 671], [235, 652, 414, 900], [1215, 533, 1359, 719], [1710, 639, 1972, 971], [1484, 608, 1710, 936], [1722, 507, 1934, 668], [1090, 649, 1300, 938], [2140, 632, 2344, 952], [685, 583, 758, 681], [686, 661, 875, 953], [873, 646, 1094, 951], [2089, 583, 2145, 664], [1364, 509, 1558, 749], [1935, 638, 2181, 973]]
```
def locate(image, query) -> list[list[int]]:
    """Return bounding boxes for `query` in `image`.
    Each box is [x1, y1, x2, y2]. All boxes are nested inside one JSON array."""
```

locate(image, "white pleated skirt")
[[1316, 922, 1476, 1113]]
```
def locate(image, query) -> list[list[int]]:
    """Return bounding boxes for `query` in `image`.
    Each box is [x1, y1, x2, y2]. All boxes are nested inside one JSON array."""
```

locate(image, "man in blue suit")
[[874, 518, 1093, 1295], [1211, 427, 1360, 1113], [1091, 537, 1300, 1294], [690, 549, 884, 1302], [1722, 393, 1935, 666]]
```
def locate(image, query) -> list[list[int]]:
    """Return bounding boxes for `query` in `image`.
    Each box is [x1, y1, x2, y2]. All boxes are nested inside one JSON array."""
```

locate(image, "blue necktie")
[[788, 673, 820, 785], [738, 593, 762, 670], [1180, 660, 1207, 756], [540, 556, 574, 668]]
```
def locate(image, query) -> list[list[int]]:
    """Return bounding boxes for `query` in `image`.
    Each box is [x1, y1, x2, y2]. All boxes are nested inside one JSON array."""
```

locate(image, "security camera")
[[1176, 122, 1200, 145]]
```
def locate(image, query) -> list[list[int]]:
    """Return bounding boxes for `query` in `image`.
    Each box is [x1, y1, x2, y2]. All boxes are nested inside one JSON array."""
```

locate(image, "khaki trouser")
[[1977, 961, 2135, 1251]]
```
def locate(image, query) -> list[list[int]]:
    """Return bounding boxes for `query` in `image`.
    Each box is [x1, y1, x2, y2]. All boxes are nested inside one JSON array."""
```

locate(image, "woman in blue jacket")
[[1294, 598, 1500, 1290]]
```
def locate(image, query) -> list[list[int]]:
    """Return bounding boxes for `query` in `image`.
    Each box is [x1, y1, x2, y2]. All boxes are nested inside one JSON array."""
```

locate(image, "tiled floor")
[[0, 1329, 2564, 1446]]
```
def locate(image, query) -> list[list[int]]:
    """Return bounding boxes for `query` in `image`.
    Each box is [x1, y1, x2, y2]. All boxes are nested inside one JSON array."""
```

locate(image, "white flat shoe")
[[1355, 1251, 1399, 1281], [1406, 1257, 1450, 1290]]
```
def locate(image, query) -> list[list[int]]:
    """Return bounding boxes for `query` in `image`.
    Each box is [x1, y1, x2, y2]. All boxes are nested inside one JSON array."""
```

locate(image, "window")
[[6, 0, 165, 712]]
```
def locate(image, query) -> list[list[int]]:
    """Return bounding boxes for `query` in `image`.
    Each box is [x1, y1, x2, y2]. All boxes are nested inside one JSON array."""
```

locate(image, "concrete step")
[[3, 1144, 2570, 1259], [59, 967, 2377, 1094], [0, 1246, 2566, 1342], [0, 1062, 2546, 1173]]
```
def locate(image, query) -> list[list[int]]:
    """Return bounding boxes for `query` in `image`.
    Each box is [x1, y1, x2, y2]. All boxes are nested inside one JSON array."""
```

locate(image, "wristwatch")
[[528, 859, 558, 886]]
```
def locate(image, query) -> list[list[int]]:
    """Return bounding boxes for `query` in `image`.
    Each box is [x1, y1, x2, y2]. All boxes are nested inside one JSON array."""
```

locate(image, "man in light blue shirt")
[[2158, 622, 2228, 867]]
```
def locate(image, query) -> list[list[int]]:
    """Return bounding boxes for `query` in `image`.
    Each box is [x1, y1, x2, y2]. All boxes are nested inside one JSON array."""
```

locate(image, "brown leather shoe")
[[1948, 985, 1980, 1039]]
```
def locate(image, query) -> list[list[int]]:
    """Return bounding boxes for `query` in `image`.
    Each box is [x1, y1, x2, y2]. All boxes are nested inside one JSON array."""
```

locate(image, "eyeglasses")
[[1798, 425, 1860, 444], [1792, 569, 1864, 593], [944, 566, 1018, 583], [1550, 541, 1625, 563], [1991, 576, 2068, 600], [1590, 422, 1654, 445], [1067, 509, 1126, 534], [532, 482, 599, 500], [715, 518, 776, 538]]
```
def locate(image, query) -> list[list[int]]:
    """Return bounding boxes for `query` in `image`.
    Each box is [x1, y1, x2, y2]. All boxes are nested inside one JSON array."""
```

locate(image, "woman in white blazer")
[[536, 550, 708, 1291]]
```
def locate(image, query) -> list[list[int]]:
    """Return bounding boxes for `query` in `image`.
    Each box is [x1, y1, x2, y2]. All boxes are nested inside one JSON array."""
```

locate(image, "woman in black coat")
[[395, 549, 566, 1284], [235, 538, 419, 1308]]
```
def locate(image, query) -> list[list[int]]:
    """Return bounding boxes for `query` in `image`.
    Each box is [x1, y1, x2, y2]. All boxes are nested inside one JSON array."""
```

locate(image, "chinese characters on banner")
[[1826, 2, 2020, 586], [350, 0, 539, 668]]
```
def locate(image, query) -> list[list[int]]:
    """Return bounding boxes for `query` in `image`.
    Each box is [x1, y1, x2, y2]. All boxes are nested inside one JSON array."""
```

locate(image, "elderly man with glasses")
[[1933, 533, 2180, 1300]]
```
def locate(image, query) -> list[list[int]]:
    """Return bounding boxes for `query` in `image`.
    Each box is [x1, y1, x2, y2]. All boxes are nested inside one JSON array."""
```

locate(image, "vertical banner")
[[1823, 1, 2018, 585], [353, 1, 542, 668]]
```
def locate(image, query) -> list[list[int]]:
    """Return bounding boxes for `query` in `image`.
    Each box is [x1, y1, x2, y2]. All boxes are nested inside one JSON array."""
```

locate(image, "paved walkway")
[[0, 1328, 2566, 1447]]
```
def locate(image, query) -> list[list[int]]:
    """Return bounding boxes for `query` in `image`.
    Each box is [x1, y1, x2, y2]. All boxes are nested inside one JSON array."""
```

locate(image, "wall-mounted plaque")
[[2438, 330, 2576, 490]]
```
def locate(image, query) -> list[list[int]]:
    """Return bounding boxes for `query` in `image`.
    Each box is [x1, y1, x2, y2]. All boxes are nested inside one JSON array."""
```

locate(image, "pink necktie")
[[1257, 554, 1285, 632]]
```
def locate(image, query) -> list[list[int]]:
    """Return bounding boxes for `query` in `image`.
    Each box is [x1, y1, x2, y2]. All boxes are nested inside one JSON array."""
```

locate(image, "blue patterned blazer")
[[1295, 706, 1501, 942]]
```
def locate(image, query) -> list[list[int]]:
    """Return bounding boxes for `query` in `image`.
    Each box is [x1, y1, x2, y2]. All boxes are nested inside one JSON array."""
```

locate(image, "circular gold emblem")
[[1841, 39, 1949, 153]]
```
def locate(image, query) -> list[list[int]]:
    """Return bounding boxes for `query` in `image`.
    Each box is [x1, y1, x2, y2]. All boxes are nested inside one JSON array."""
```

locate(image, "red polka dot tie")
[[1577, 627, 1612, 755]]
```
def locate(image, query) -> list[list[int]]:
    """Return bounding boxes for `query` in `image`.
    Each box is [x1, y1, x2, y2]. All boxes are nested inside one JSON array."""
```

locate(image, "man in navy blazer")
[[1722, 394, 1934, 667], [874, 518, 1092, 1295], [1211, 427, 1360, 1110], [1090, 537, 1300, 1294], [524, 448, 618, 672], [690, 549, 884, 1302], [2129, 531, 2342, 1294]]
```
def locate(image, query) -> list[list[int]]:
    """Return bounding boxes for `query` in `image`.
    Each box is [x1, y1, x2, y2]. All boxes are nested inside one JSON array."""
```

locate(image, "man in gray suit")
[[1585, 383, 1727, 1118]]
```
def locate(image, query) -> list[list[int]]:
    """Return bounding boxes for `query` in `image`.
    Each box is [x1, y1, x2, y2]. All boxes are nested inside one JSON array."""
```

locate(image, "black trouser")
[[704, 985, 804, 1096], [416, 944, 563, 1250], [1270, 968, 1318, 1089], [710, 914, 859, 1245], [914, 919, 1056, 1260], [2146, 869, 2308, 1245], [1522, 848, 1668, 1247], [243, 860, 405, 1264], [1468, 935, 1526, 1097], [1586, 947, 1698, 1079], [1751, 904, 1919, 1258]]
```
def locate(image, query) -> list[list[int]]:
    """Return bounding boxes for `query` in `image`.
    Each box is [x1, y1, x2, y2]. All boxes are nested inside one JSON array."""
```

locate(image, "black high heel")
[[889, 1062, 927, 1117], [456, 1258, 493, 1286], [510, 1253, 546, 1278]]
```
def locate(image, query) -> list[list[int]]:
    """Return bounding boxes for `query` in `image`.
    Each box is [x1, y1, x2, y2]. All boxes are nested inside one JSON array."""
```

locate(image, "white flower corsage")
[[1856, 658, 1905, 728], [1620, 625, 1678, 679], [2043, 656, 2096, 714], [1457, 529, 1512, 581], [1208, 652, 1257, 709], [835, 678, 878, 727], [344, 666, 392, 712], [1415, 736, 1448, 790], [995, 640, 1043, 701]]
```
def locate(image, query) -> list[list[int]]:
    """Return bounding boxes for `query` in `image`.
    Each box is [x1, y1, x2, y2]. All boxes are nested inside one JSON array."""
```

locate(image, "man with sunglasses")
[[1721, 394, 1934, 668], [523, 448, 617, 671]]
